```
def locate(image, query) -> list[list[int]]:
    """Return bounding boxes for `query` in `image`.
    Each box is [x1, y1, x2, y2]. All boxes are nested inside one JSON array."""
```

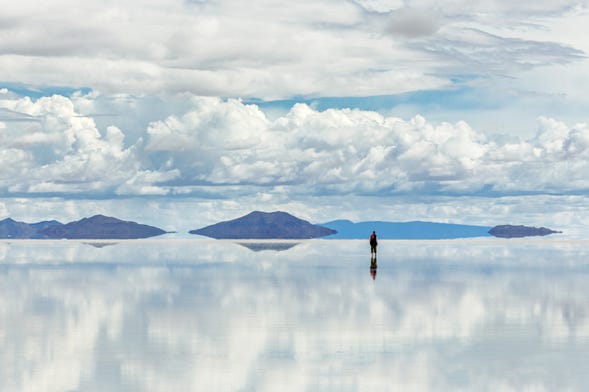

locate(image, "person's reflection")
[[370, 256, 377, 280]]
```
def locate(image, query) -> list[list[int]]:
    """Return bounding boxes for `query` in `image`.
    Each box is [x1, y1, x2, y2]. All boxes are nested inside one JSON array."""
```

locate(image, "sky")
[[1, 0, 589, 235]]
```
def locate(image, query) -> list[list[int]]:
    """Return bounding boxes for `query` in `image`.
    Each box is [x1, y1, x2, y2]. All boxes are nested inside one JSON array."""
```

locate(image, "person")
[[369, 230, 378, 256]]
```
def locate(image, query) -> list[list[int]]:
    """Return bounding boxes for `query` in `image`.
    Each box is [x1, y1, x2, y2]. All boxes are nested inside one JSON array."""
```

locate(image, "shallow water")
[[1, 239, 589, 391]]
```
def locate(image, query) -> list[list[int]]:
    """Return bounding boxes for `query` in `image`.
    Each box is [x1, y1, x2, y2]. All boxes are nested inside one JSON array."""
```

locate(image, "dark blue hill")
[[0, 218, 62, 239], [190, 211, 336, 239], [41, 215, 166, 239], [488, 225, 561, 238]]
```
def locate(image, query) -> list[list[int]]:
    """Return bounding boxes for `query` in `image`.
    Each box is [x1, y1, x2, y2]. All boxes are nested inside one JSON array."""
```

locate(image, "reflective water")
[[1, 239, 589, 391]]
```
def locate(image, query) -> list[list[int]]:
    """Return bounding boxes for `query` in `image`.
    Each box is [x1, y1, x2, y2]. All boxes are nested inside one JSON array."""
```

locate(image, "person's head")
[[372, 231, 376, 234]]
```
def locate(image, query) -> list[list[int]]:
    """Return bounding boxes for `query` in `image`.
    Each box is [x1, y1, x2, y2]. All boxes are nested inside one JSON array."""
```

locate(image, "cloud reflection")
[[1, 240, 589, 391]]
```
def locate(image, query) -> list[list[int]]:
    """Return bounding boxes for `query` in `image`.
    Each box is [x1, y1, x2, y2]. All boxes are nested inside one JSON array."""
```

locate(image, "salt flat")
[[2, 237, 588, 391]]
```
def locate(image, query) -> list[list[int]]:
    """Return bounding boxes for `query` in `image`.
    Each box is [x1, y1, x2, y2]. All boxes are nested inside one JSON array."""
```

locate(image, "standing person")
[[369, 231, 378, 256]]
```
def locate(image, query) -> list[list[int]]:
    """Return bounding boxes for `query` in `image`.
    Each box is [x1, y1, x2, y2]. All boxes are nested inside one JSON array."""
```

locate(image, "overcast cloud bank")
[[1, 0, 586, 99]]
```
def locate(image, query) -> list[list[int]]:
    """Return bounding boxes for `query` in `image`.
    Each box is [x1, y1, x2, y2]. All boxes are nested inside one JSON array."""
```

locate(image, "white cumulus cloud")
[[139, 97, 589, 197], [0, 94, 178, 195]]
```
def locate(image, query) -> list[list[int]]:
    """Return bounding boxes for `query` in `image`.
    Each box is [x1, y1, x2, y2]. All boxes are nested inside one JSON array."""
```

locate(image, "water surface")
[[1, 239, 589, 391]]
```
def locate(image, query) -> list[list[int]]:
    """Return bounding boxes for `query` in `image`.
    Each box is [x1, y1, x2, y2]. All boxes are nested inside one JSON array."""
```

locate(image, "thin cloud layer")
[[0, 0, 586, 98]]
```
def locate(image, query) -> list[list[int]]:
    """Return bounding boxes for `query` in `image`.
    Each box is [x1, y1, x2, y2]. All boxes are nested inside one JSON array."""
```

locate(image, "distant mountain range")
[[0, 211, 562, 240], [189, 211, 560, 240], [42, 215, 167, 239], [190, 211, 336, 239], [0, 218, 62, 239], [0, 215, 166, 239], [321, 220, 492, 240]]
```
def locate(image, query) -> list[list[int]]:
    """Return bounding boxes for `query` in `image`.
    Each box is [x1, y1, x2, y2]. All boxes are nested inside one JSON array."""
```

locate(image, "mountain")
[[488, 225, 561, 238], [41, 215, 167, 239], [189, 211, 337, 239], [0, 218, 62, 239], [0, 218, 36, 239], [321, 220, 492, 240], [30, 220, 63, 234]]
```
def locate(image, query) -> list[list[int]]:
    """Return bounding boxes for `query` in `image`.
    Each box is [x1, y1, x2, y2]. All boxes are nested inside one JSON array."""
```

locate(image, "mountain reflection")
[[83, 241, 119, 248], [1, 240, 589, 391], [236, 241, 300, 252]]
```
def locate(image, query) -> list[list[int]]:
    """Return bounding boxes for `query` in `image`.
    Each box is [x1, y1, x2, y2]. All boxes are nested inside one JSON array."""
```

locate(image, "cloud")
[[143, 98, 585, 197], [0, 94, 178, 196], [2, 92, 589, 202], [383, 0, 583, 16], [146, 97, 268, 152], [419, 27, 585, 75], [385, 8, 442, 38], [1, 0, 585, 99]]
